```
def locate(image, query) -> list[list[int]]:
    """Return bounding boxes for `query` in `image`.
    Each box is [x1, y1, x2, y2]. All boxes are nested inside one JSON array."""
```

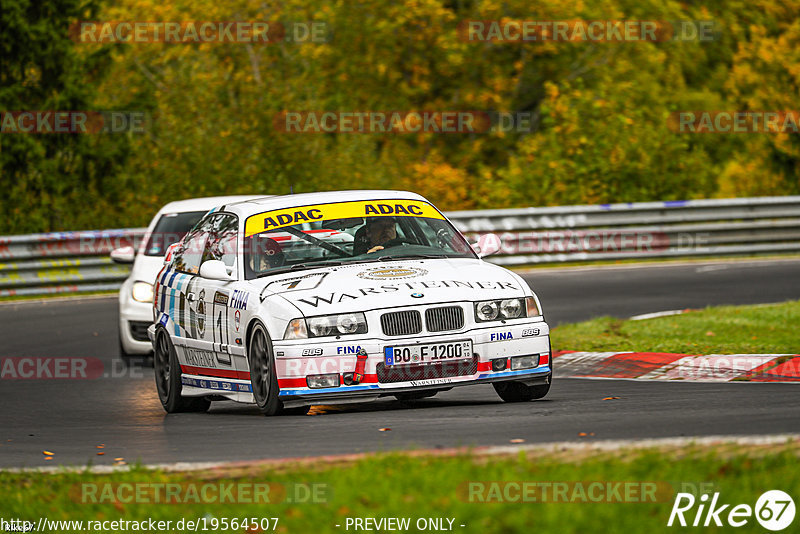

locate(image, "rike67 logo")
[[668, 490, 795, 531]]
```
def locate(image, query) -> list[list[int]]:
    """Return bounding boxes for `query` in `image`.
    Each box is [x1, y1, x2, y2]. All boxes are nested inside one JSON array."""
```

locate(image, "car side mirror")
[[110, 246, 135, 264], [471, 233, 502, 258], [199, 260, 233, 281]]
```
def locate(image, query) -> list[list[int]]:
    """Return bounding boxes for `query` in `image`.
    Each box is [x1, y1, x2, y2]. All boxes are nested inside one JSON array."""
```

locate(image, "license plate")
[[384, 340, 472, 367]]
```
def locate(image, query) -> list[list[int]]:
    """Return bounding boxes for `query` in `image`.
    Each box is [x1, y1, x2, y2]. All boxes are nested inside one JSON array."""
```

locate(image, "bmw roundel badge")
[[411, 292, 424, 298]]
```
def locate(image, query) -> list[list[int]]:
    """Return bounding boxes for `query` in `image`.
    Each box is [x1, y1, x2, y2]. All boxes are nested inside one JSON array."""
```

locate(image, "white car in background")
[[111, 196, 264, 363]]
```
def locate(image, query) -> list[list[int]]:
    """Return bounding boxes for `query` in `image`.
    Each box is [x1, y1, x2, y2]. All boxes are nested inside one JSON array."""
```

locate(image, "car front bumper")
[[271, 319, 552, 408]]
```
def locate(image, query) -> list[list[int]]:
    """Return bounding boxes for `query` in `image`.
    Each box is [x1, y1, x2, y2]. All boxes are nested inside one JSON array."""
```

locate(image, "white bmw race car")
[[149, 190, 552, 415]]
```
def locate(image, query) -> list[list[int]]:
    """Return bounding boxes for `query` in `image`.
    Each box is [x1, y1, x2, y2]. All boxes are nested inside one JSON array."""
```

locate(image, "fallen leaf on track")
[[42, 450, 54, 455], [379, 428, 391, 432], [509, 439, 525, 443], [603, 396, 620, 400]]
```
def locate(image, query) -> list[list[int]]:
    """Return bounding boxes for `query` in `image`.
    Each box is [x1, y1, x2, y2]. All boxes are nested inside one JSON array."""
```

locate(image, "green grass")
[[551, 300, 800, 354], [1, 442, 798, 533]]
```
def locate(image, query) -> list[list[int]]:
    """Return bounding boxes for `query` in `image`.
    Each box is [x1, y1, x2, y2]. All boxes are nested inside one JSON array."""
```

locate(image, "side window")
[[172, 215, 214, 274], [203, 214, 239, 272]]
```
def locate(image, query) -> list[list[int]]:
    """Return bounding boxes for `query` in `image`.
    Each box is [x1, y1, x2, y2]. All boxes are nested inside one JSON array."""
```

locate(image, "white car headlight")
[[307, 313, 368, 338], [131, 281, 154, 303], [476, 301, 500, 321], [500, 299, 523, 319], [284, 313, 368, 340], [475, 297, 540, 322]]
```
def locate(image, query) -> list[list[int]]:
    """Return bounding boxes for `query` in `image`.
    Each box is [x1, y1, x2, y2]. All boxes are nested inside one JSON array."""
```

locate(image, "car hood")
[[254, 258, 529, 314]]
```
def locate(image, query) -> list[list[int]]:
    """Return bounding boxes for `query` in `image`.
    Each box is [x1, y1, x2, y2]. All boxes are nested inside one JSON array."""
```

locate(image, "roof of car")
[[225, 190, 429, 216], [158, 195, 269, 214]]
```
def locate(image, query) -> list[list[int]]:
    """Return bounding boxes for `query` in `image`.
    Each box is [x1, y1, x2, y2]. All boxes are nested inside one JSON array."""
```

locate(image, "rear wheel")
[[153, 328, 210, 413], [493, 380, 550, 402], [248, 323, 283, 416]]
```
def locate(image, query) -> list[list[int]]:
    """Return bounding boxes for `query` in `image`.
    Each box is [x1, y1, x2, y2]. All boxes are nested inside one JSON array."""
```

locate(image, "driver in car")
[[366, 217, 398, 253], [248, 235, 285, 274]]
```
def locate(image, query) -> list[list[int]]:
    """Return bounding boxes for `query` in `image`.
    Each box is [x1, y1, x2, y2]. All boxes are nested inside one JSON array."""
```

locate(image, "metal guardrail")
[[1, 196, 798, 297]]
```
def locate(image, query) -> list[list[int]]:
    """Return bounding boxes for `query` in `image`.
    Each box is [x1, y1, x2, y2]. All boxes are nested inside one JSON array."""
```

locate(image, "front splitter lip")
[[278, 367, 551, 408]]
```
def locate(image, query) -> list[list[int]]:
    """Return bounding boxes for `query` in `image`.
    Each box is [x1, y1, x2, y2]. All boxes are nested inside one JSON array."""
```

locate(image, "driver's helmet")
[[248, 235, 284, 274]]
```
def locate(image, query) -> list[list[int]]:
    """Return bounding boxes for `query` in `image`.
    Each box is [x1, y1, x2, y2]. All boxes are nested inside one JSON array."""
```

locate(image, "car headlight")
[[475, 297, 540, 322], [131, 281, 154, 303], [476, 301, 500, 321], [283, 313, 368, 340]]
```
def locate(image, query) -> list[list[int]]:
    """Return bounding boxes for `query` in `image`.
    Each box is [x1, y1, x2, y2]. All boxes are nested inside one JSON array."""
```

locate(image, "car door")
[[197, 213, 244, 376]]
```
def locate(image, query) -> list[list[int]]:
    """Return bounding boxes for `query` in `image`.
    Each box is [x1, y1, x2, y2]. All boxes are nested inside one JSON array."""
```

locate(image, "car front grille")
[[129, 321, 151, 342], [425, 305, 464, 332], [380, 310, 422, 337], [376, 355, 478, 383]]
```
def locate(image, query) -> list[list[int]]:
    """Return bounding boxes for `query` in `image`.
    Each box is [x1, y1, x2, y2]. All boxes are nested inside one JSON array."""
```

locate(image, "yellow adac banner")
[[244, 199, 444, 237]]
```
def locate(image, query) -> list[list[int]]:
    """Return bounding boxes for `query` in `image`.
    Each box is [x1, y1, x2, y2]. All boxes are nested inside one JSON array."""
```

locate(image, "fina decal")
[[231, 290, 249, 310], [490, 332, 514, 341], [234, 310, 241, 332], [356, 266, 428, 280]]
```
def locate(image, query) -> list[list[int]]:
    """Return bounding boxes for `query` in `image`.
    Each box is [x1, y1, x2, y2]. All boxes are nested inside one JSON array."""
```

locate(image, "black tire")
[[493, 380, 550, 402], [394, 391, 438, 402], [248, 322, 283, 416], [153, 328, 210, 413]]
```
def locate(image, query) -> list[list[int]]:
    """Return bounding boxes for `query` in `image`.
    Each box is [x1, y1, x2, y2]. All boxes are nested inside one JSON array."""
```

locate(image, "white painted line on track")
[[629, 309, 690, 320]]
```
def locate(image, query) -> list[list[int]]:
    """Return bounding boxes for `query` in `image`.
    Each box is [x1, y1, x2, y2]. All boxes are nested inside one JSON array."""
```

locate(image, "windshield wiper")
[[256, 260, 346, 278]]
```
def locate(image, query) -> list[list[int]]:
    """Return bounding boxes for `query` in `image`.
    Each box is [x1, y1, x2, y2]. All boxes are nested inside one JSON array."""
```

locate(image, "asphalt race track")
[[1, 259, 799, 468]]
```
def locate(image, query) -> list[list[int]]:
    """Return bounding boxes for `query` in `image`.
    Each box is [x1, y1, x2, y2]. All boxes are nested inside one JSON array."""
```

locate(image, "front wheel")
[[493, 380, 550, 402], [153, 328, 210, 413], [248, 323, 283, 416]]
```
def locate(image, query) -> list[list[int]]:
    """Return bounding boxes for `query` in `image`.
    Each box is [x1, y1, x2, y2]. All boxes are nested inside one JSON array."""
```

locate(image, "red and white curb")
[[553, 351, 800, 382]]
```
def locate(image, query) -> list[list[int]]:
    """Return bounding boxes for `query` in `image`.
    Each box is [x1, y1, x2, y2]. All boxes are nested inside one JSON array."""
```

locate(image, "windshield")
[[144, 211, 208, 257], [243, 199, 475, 279]]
